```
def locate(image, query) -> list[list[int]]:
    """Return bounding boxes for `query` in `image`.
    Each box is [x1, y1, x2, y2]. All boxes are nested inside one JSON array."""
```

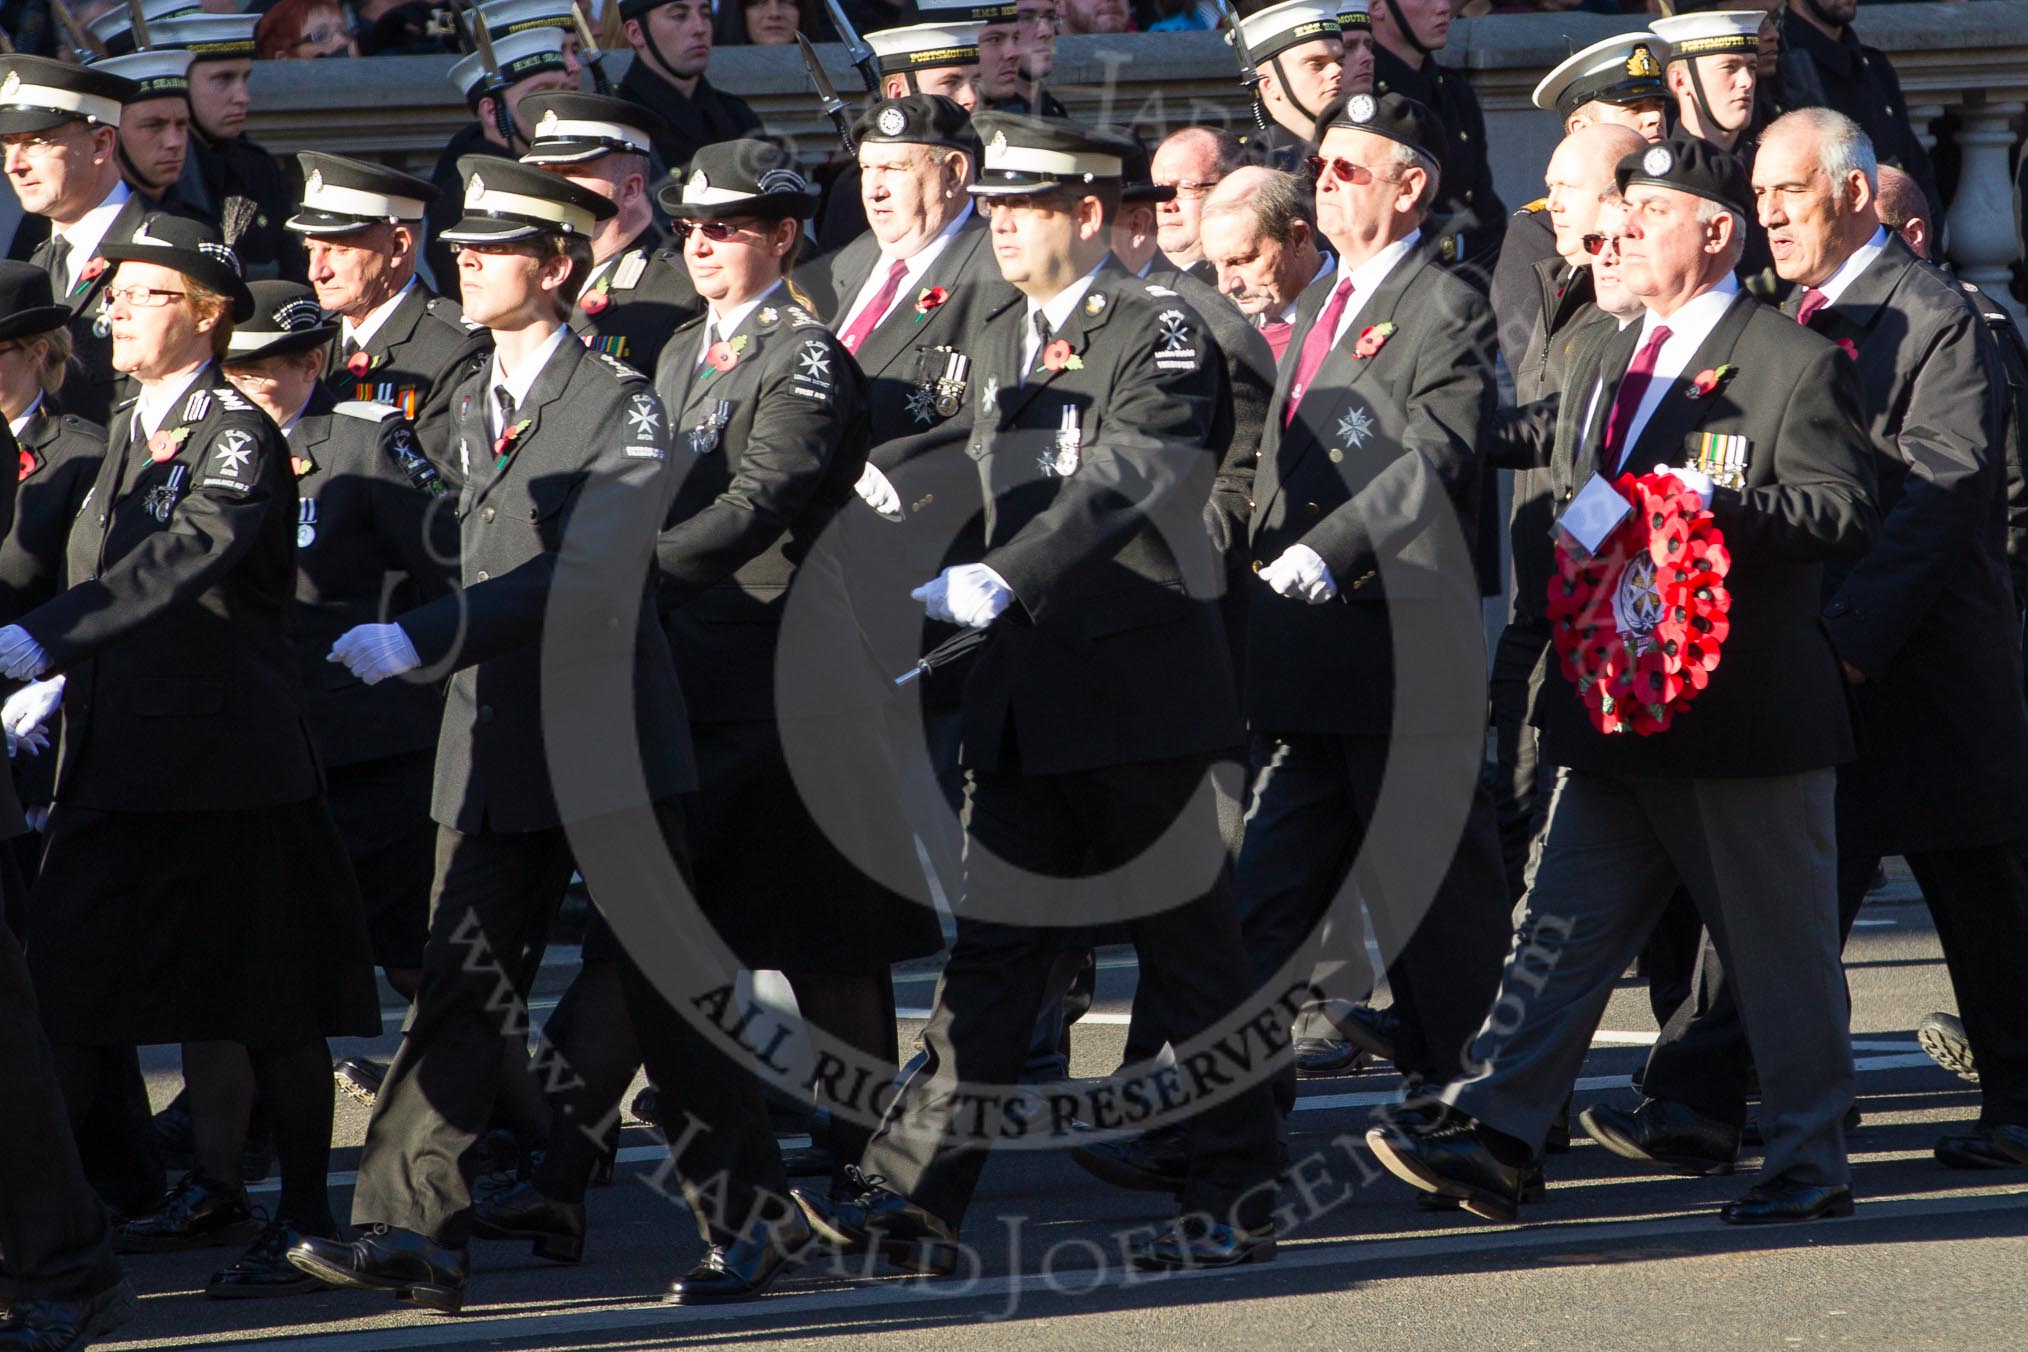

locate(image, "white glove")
[[329, 623, 422, 686], [1259, 544, 1337, 604], [912, 563, 1014, 630], [854, 462, 902, 520], [3, 676, 64, 756], [0, 625, 48, 681], [1659, 464, 1714, 513]]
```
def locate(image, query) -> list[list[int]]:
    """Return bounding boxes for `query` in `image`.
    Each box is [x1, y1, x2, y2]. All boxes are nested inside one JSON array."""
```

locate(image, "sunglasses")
[[671, 220, 752, 243], [1581, 233, 1621, 255], [1304, 155, 1378, 186]]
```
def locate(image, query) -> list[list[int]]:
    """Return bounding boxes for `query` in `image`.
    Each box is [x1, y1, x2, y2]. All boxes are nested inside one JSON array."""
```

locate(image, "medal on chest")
[[144, 464, 189, 523], [906, 346, 970, 426], [687, 399, 731, 456], [1047, 403, 1082, 478], [297, 497, 318, 549]]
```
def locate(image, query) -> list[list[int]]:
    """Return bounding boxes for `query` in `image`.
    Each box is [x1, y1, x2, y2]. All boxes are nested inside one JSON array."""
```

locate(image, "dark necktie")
[[1284, 277, 1353, 427], [1795, 287, 1829, 327], [492, 387, 517, 459], [46, 235, 71, 296], [840, 258, 908, 355], [1024, 309, 1053, 386], [1601, 324, 1673, 472]]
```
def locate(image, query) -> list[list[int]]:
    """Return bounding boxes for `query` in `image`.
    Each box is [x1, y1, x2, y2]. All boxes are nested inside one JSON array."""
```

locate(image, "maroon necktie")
[[1794, 286, 1829, 327], [1260, 318, 1295, 363], [1601, 324, 1672, 472], [839, 258, 909, 355], [1283, 277, 1353, 428]]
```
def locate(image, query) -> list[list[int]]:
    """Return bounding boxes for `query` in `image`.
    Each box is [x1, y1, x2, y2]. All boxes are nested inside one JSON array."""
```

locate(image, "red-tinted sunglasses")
[[1304, 155, 1378, 186]]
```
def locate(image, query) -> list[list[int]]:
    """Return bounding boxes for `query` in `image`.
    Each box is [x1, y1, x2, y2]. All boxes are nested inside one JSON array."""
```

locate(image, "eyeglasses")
[[1304, 155, 1378, 186], [1581, 233, 1619, 256], [671, 220, 753, 242], [100, 286, 186, 309], [291, 24, 348, 48], [1160, 178, 1222, 199]]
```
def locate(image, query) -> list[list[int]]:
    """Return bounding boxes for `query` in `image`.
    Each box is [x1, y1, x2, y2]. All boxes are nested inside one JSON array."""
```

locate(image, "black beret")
[[1614, 137, 1752, 218], [853, 94, 977, 158], [1315, 89, 1449, 168]]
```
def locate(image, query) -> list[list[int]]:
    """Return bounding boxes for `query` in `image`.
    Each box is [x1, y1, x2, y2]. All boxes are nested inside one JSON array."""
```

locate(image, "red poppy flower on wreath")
[[1547, 468, 1733, 736], [914, 286, 948, 322], [1041, 338, 1083, 372], [1353, 322, 1396, 359], [346, 349, 373, 378], [1835, 337, 1859, 361]]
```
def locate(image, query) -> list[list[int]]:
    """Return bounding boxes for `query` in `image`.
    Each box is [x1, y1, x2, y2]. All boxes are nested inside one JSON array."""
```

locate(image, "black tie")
[[1026, 310, 1053, 385], [493, 387, 517, 446], [46, 235, 71, 296]]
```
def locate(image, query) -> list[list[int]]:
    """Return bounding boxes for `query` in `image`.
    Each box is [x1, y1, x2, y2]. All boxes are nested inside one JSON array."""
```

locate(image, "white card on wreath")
[[1555, 472, 1632, 559]]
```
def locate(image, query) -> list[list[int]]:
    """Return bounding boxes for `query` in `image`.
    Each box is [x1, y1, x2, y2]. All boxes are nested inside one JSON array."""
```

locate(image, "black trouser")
[[350, 800, 788, 1247], [0, 904, 121, 1301], [858, 755, 1279, 1230], [1232, 733, 1512, 1115], [1487, 620, 1552, 905], [1641, 842, 2028, 1130]]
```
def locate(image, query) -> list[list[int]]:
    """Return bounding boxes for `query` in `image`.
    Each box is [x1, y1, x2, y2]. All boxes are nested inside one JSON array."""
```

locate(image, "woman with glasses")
[[652, 139, 940, 1210], [256, 0, 358, 59], [0, 214, 378, 1300]]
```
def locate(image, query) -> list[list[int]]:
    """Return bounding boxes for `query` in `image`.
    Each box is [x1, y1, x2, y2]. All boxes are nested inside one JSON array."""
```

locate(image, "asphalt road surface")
[[99, 866, 2028, 1350]]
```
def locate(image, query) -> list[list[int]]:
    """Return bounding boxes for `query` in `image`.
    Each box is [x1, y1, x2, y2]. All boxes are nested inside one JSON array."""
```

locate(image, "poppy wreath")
[[1546, 470, 1733, 736]]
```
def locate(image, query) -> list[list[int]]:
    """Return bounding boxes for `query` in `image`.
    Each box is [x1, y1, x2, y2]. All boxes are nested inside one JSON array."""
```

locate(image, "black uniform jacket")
[[654, 294, 873, 724], [960, 257, 1240, 776], [30, 193, 147, 427], [1806, 241, 2028, 852], [398, 336, 695, 831], [20, 367, 322, 811], [570, 225, 701, 377], [1493, 287, 1881, 780], [1246, 239, 1496, 737], [287, 388, 458, 769], [322, 282, 492, 487], [1373, 46, 1507, 279], [616, 62, 762, 174], [189, 132, 306, 283]]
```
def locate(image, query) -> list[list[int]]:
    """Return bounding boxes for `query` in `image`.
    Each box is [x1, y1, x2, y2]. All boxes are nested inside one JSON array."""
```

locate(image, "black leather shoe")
[[1742, 1101, 1862, 1148], [1339, 1004, 1401, 1065], [115, 1174, 260, 1252], [1719, 1179, 1854, 1224], [1293, 1036, 1366, 1079], [1127, 1216, 1275, 1270], [286, 1225, 469, 1314], [1581, 1099, 1740, 1176], [333, 1056, 388, 1108], [1418, 1164, 1546, 1210], [0, 1277, 136, 1351], [1935, 1131, 2025, 1170], [630, 1085, 660, 1127], [1918, 1012, 1979, 1084], [1366, 1122, 1526, 1223], [471, 1181, 585, 1263], [791, 1176, 958, 1276], [1993, 1124, 2028, 1166], [207, 1220, 333, 1299], [666, 1210, 812, 1304], [1068, 1127, 1188, 1196]]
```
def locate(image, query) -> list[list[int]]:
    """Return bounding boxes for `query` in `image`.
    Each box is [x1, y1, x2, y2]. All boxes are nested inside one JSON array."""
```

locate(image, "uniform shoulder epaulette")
[[58, 414, 97, 431], [427, 294, 483, 332], [1517, 197, 1548, 215], [786, 303, 824, 329], [1143, 283, 1178, 298], [333, 399, 402, 421], [213, 386, 254, 413], [611, 248, 648, 291], [593, 350, 647, 382]]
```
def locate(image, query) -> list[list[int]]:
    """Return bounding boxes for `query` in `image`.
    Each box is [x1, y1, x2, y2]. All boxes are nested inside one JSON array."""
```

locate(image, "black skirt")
[[686, 715, 944, 974], [324, 751, 436, 972], [26, 798, 382, 1047]]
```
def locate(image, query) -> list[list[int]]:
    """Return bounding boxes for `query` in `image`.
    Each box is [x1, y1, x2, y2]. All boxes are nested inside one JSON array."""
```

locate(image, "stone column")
[[1944, 93, 2026, 325]]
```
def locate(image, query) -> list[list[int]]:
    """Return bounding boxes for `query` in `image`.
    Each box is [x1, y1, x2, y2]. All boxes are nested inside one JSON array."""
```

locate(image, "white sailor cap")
[[866, 21, 985, 73], [1232, 0, 1343, 65], [448, 25, 572, 101], [1532, 32, 1669, 118], [475, 0, 579, 36], [87, 49, 195, 103], [149, 12, 261, 61], [87, 0, 205, 57], [1649, 10, 1764, 60], [1338, 0, 1370, 33]]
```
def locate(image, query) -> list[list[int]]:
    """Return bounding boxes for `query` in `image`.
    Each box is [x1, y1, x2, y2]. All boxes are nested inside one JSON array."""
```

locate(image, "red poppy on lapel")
[[346, 350, 373, 377], [147, 427, 189, 462], [16, 449, 35, 482], [914, 286, 948, 322], [1041, 338, 1082, 373], [1834, 337, 1859, 362], [1353, 322, 1396, 359]]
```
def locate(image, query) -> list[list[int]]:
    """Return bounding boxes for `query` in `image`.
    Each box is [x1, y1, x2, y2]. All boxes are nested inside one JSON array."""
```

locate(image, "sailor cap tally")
[[0, 56, 137, 133], [1231, 0, 1344, 65], [520, 91, 670, 164], [1337, 0, 1370, 33], [1532, 32, 1669, 118], [1649, 10, 1764, 60], [474, 0, 579, 36], [148, 12, 261, 61], [865, 21, 985, 73], [87, 49, 195, 104], [288, 152, 439, 234], [442, 155, 617, 242], [448, 26, 571, 102]]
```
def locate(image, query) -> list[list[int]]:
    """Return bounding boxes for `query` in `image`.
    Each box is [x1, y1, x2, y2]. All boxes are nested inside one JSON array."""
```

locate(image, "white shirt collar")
[[840, 204, 973, 336], [1326, 228, 1421, 350], [342, 277, 418, 349], [1596, 274, 1741, 471], [8, 393, 43, 441], [488, 323, 570, 432], [135, 363, 212, 440], [52, 181, 130, 284], [1814, 227, 1890, 306]]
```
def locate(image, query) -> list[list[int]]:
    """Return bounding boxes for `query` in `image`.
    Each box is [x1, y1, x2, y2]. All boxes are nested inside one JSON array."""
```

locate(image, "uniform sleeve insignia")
[[1153, 309, 1200, 369], [625, 392, 661, 437], [211, 428, 256, 477], [613, 250, 648, 291]]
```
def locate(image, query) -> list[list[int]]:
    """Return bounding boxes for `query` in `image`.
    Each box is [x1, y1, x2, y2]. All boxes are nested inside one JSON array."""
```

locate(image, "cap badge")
[[0, 71, 18, 100], [1626, 44, 1660, 79], [687, 169, 708, 194], [537, 108, 559, 135], [877, 105, 908, 138], [1349, 93, 1376, 124], [466, 173, 487, 205], [988, 130, 1008, 154], [305, 169, 324, 197], [1642, 146, 1673, 176]]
